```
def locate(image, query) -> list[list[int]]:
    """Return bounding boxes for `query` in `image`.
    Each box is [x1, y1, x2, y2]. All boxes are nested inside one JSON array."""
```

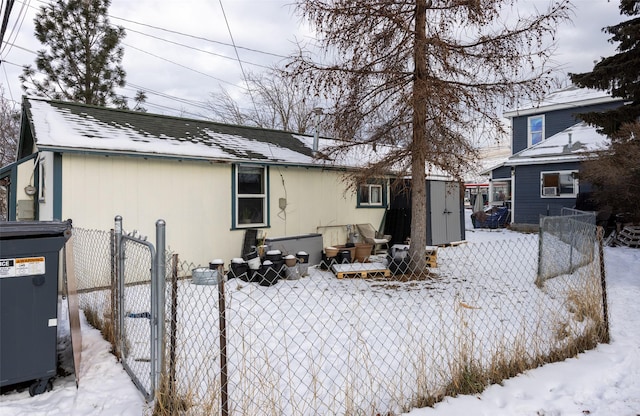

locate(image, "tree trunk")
[[410, 0, 428, 270]]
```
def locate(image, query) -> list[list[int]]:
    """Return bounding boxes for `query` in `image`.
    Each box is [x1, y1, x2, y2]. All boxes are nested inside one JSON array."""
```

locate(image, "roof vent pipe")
[[568, 132, 572, 145], [312, 107, 323, 153]]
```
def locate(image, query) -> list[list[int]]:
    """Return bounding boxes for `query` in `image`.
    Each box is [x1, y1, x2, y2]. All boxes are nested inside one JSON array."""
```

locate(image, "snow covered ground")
[[1, 215, 639, 415]]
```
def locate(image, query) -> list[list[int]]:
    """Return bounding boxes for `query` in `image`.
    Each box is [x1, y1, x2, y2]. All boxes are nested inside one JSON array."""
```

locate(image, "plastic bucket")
[[229, 259, 249, 280], [337, 250, 352, 264], [192, 268, 217, 285], [258, 261, 279, 286], [296, 251, 309, 264], [265, 250, 282, 262], [284, 254, 297, 267]]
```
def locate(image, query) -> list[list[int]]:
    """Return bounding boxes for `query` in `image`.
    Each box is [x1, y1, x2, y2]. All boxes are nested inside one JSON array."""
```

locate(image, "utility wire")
[[4, 0, 291, 118], [122, 42, 247, 90], [0, 0, 15, 50], [125, 82, 210, 110], [110, 13, 288, 60], [123, 26, 272, 70], [0, 0, 28, 56], [217, 0, 259, 117]]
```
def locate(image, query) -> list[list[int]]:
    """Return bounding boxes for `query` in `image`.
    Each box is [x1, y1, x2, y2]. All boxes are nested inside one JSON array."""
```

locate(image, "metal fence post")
[[168, 254, 179, 404], [210, 259, 228, 416], [154, 220, 166, 395], [114, 215, 124, 359], [597, 226, 610, 343]]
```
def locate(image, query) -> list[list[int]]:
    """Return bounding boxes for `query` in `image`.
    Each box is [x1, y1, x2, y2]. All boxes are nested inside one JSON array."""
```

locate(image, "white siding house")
[[3, 97, 389, 266]]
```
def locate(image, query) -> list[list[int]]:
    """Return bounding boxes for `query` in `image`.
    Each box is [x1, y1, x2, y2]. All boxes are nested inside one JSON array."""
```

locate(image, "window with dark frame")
[[236, 165, 267, 227], [358, 183, 384, 207]]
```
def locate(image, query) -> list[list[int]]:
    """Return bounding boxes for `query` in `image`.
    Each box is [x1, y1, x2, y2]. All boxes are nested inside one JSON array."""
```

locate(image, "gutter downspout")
[[510, 168, 516, 225]]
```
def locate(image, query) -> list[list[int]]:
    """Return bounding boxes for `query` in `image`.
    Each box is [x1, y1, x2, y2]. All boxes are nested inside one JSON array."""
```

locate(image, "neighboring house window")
[[358, 182, 385, 207], [235, 165, 268, 227], [528, 115, 545, 146], [541, 170, 578, 197]]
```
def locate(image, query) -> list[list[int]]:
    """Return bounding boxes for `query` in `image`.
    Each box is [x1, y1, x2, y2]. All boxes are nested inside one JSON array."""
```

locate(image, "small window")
[[235, 165, 268, 227], [528, 115, 544, 147], [541, 171, 578, 198], [358, 183, 384, 207]]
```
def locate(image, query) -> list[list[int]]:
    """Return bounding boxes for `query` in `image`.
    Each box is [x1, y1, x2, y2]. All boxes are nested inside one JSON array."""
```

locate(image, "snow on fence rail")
[[70, 223, 608, 416]]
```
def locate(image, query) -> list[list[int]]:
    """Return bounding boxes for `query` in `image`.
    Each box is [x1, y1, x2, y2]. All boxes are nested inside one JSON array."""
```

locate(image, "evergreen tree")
[[571, 0, 640, 223], [570, 0, 640, 136], [20, 0, 129, 108]]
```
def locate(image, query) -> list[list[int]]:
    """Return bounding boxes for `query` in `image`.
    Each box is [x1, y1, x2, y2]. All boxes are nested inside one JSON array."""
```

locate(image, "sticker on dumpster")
[[0, 257, 46, 278]]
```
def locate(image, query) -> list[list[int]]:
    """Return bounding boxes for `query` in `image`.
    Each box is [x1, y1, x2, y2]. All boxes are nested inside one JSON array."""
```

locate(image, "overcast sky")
[[0, 0, 625, 120]]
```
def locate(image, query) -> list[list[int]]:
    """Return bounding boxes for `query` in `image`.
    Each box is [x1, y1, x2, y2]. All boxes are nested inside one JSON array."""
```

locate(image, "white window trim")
[[235, 164, 268, 228], [527, 115, 545, 147], [540, 170, 579, 198], [359, 183, 384, 207]]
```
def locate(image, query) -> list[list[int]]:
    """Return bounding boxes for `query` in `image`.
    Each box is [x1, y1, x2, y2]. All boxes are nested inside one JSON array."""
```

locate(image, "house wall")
[[491, 165, 512, 181], [513, 161, 583, 225], [511, 101, 622, 153], [55, 153, 384, 266]]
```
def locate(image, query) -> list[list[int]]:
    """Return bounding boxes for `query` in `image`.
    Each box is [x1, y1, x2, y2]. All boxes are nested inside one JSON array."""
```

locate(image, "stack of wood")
[[615, 226, 640, 248]]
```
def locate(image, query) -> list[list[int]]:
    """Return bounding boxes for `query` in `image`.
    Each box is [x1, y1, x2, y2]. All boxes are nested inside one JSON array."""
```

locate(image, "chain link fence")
[[69, 227, 116, 344], [537, 208, 597, 286], [69, 218, 608, 416], [118, 232, 157, 400]]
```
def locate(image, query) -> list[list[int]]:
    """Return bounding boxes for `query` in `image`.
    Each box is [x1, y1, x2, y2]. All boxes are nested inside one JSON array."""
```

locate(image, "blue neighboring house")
[[485, 86, 626, 226]]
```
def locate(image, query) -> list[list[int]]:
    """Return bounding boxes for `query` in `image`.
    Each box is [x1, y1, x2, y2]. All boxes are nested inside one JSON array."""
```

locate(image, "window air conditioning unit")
[[543, 186, 558, 196]]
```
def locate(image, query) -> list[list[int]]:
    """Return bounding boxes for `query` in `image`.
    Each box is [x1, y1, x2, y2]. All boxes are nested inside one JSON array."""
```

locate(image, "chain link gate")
[[114, 216, 166, 402]]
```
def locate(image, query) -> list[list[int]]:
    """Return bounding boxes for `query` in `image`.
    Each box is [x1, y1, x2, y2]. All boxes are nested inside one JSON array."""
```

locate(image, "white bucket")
[[247, 256, 261, 270]]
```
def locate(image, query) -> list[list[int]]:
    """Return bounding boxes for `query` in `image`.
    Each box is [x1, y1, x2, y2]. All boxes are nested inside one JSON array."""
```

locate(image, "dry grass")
[[406, 279, 608, 410], [83, 307, 119, 359]]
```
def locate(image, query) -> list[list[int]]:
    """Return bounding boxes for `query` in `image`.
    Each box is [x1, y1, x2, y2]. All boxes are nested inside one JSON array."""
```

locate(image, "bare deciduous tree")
[[207, 67, 324, 133], [1, 89, 19, 168], [286, 0, 572, 265], [1, 88, 20, 221]]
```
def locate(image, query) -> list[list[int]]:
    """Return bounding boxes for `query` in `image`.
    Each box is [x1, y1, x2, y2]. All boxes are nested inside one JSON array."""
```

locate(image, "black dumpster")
[[0, 220, 72, 396]]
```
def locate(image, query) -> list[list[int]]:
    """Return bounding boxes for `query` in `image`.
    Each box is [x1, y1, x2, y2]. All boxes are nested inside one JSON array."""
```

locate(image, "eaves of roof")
[[503, 153, 593, 166], [22, 97, 365, 170], [502, 86, 623, 118]]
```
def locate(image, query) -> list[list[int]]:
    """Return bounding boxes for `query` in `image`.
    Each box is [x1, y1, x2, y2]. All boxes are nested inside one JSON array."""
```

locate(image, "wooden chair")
[[356, 223, 392, 254]]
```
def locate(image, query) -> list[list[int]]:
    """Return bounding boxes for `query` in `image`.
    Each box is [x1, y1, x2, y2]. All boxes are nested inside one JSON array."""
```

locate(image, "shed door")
[[429, 181, 461, 245]]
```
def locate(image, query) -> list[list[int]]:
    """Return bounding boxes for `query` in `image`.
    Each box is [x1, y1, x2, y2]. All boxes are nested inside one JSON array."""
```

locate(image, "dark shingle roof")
[[24, 97, 323, 165]]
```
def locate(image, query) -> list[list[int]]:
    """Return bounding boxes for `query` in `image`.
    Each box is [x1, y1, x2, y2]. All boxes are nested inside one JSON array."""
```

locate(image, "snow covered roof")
[[21, 97, 380, 170], [503, 85, 623, 118], [504, 122, 608, 166]]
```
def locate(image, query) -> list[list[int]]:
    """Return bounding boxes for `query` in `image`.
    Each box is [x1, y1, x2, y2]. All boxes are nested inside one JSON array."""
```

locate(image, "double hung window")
[[235, 165, 267, 227], [528, 115, 545, 147]]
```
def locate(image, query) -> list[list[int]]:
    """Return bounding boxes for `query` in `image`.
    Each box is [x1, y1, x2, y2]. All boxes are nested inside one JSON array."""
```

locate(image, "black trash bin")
[[0, 220, 72, 396]]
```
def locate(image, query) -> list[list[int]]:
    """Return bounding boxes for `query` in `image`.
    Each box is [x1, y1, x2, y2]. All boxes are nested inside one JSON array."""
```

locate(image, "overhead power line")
[[0, 0, 16, 49], [4, 0, 292, 118], [218, 0, 260, 118], [122, 42, 247, 90], [123, 26, 273, 70], [110, 14, 288, 60]]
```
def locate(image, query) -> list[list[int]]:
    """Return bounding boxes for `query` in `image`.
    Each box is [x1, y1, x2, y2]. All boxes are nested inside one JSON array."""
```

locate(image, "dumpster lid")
[[0, 219, 73, 240]]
